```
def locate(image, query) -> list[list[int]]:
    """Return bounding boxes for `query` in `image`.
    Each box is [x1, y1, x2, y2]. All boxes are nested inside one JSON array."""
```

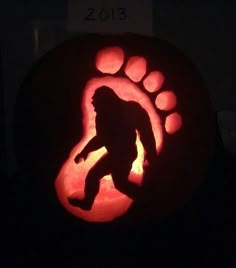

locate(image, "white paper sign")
[[67, 0, 154, 36]]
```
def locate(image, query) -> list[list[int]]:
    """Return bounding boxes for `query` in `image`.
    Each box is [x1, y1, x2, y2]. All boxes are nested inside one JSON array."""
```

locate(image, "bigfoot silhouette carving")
[[68, 86, 157, 210]]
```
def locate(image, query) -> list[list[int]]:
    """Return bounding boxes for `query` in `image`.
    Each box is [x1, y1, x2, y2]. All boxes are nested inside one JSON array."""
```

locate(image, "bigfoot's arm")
[[136, 109, 157, 165], [74, 136, 103, 163]]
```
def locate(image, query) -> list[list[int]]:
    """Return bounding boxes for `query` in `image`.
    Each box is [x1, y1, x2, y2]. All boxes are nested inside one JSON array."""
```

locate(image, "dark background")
[[1, 1, 236, 267]]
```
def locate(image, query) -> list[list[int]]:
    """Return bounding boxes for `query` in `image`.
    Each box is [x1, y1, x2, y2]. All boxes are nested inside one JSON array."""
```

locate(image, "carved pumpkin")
[[14, 34, 213, 224]]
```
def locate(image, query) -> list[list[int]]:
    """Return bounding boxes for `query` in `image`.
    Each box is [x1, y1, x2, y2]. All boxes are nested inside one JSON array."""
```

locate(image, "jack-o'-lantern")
[[14, 33, 213, 226]]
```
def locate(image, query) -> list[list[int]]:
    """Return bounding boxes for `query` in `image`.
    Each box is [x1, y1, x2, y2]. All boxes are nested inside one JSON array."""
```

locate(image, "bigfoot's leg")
[[112, 160, 141, 200], [68, 154, 111, 210]]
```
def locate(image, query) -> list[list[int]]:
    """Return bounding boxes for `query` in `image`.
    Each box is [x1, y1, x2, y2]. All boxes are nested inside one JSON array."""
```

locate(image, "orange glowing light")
[[155, 91, 177, 111], [55, 76, 163, 222], [124, 56, 147, 82], [55, 46, 183, 223], [143, 71, 164, 93], [165, 112, 182, 134], [96, 46, 124, 74]]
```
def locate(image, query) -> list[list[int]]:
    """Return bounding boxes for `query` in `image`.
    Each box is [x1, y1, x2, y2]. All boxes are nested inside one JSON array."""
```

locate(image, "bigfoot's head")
[[92, 86, 121, 113]]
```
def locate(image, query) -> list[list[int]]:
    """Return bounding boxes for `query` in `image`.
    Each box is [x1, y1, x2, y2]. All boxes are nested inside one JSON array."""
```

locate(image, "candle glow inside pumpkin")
[[55, 46, 181, 222]]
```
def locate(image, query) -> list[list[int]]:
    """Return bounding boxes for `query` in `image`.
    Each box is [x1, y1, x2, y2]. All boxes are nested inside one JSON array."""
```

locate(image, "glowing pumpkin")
[[14, 34, 213, 224]]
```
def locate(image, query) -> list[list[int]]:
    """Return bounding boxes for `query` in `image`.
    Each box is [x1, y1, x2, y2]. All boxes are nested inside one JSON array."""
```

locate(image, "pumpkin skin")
[[14, 33, 213, 226]]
